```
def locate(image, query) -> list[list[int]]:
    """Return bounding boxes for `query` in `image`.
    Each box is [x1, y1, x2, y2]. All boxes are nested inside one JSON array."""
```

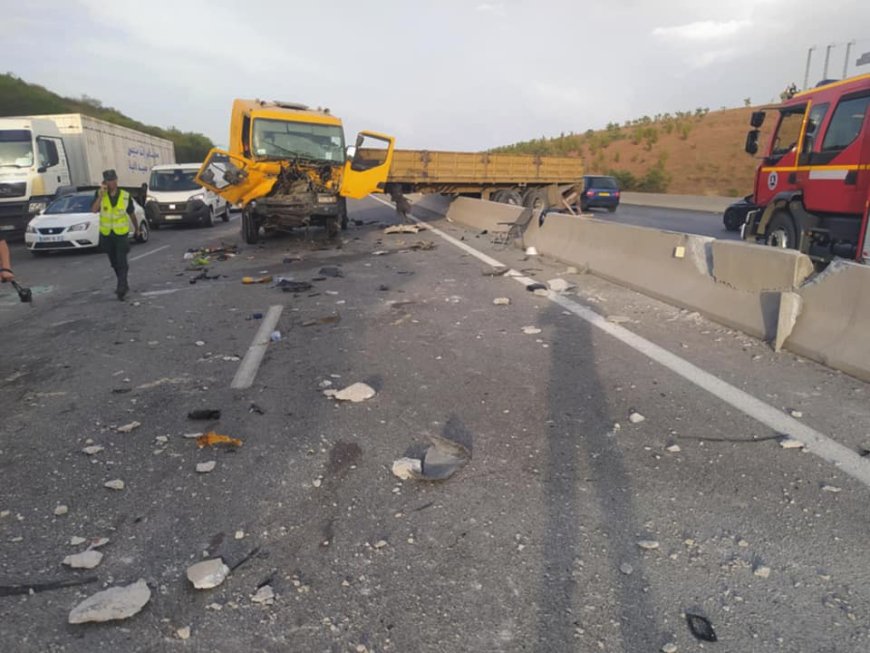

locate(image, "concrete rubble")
[[187, 558, 230, 589], [116, 421, 141, 434], [68, 579, 151, 624], [63, 550, 104, 569], [334, 382, 376, 403]]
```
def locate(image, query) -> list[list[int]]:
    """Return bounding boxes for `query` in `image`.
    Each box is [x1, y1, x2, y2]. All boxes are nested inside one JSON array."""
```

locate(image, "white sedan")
[[24, 190, 150, 254]]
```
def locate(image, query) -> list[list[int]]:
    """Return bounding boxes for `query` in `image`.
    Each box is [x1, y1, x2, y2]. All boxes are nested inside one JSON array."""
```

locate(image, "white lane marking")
[[130, 244, 170, 261], [231, 305, 283, 390], [141, 288, 179, 297], [369, 195, 870, 488]]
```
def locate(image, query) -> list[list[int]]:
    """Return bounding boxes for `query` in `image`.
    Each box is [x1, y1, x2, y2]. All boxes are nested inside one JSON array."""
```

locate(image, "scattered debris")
[[301, 314, 341, 327], [393, 434, 471, 481], [666, 444, 681, 453], [821, 484, 842, 493], [754, 565, 771, 579], [242, 275, 273, 285], [372, 250, 389, 256], [279, 280, 314, 293], [63, 550, 104, 570], [103, 479, 125, 491], [251, 584, 275, 605], [334, 382, 376, 403], [88, 537, 110, 550], [187, 559, 230, 590], [408, 240, 436, 251], [790, 409, 804, 418], [525, 246, 539, 256], [112, 388, 132, 394], [251, 312, 264, 320], [54, 505, 69, 516], [249, 402, 265, 415], [188, 409, 221, 421], [68, 579, 151, 624], [1, 575, 98, 597], [685, 613, 717, 642], [385, 224, 427, 234], [70, 536, 87, 546], [196, 461, 217, 474], [629, 411, 646, 424], [778, 435, 805, 449], [270, 330, 282, 342], [378, 284, 390, 291], [493, 297, 511, 306], [116, 421, 141, 434], [235, 530, 245, 540], [392, 457, 423, 480], [196, 432, 243, 449], [525, 282, 547, 292], [661, 643, 678, 653], [195, 340, 206, 347], [637, 540, 660, 550], [483, 267, 510, 277], [547, 278, 575, 293], [373, 539, 388, 549], [522, 326, 542, 335], [619, 562, 634, 575], [189, 269, 221, 284], [318, 266, 344, 278], [607, 315, 632, 324], [177, 626, 191, 640]]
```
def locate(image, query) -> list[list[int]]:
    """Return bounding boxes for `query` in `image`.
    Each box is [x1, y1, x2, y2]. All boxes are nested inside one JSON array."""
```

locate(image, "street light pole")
[[823, 43, 834, 79], [843, 40, 855, 78], [803, 46, 816, 89]]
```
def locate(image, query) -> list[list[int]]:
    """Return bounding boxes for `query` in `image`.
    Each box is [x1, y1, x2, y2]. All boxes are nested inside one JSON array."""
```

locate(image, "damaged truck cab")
[[196, 100, 394, 243]]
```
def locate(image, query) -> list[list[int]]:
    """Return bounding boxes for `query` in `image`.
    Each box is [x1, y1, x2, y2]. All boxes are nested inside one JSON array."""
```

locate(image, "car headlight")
[[25, 224, 37, 234], [28, 200, 48, 214], [68, 221, 90, 232], [190, 193, 206, 202], [317, 194, 337, 204], [146, 195, 157, 204]]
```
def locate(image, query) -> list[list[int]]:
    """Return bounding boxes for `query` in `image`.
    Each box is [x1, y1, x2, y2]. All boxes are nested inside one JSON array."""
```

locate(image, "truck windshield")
[[252, 119, 345, 163], [0, 130, 34, 168], [149, 169, 201, 192]]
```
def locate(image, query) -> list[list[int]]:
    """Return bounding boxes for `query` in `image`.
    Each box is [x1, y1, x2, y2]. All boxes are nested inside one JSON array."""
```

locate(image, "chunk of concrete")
[[68, 579, 151, 624], [63, 550, 104, 569], [775, 292, 803, 352], [334, 382, 376, 403], [186, 558, 230, 589]]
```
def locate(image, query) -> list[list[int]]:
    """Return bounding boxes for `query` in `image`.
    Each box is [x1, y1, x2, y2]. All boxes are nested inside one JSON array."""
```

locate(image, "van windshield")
[[0, 130, 34, 168], [252, 119, 345, 162], [149, 169, 201, 192]]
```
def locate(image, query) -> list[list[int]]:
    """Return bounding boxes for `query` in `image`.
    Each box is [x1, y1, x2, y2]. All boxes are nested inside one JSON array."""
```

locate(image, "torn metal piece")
[[0, 575, 98, 597]]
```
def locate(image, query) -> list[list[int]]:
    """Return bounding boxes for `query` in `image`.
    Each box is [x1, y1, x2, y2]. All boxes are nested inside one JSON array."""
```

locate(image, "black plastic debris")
[[686, 613, 717, 642], [526, 282, 547, 292], [249, 403, 265, 415], [318, 266, 344, 278], [378, 285, 390, 292], [393, 434, 471, 481], [112, 388, 132, 394], [277, 280, 313, 293], [188, 409, 221, 420]]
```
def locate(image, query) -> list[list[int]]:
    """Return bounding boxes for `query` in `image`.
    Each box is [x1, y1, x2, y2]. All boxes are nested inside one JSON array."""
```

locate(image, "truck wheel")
[[766, 212, 798, 249], [494, 189, 523, 205], [242, 209, 259, 244], [339, 198, 349, 231], [522, 188, 549, 212], [326, 216, 340, 239]]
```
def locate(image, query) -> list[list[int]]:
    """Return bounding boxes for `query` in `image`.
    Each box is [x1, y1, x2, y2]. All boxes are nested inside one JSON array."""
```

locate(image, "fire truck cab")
[[742, 74, 870, 264]]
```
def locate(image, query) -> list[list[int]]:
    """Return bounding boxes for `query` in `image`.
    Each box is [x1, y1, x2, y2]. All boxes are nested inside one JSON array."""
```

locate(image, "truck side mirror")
[[745, 129, 760, 155], [750, 111, 766, 128], [345, 145, 357, 161]]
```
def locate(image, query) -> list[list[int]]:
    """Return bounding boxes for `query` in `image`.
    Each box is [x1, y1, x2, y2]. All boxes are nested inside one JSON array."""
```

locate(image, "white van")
[[146, 163, 228, 229]]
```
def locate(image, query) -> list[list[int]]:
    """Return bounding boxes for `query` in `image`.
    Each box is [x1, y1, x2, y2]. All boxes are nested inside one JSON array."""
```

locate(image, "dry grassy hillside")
[[494, 106, 773, 197]]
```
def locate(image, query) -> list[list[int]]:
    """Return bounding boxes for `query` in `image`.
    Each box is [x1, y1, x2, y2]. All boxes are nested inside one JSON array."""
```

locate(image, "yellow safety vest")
[[99, 190, 131, 236]]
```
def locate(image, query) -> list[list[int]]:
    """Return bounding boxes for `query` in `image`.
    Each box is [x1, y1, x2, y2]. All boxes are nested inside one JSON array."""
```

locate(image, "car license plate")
[[169, 204, 176, 210], [40, 235, 64, 242], [165, 215, 182, 221], [599, 192, 611, 197]]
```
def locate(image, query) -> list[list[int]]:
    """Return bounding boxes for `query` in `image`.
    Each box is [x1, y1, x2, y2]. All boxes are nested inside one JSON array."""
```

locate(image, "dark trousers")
[[100, 233, 130, 290]]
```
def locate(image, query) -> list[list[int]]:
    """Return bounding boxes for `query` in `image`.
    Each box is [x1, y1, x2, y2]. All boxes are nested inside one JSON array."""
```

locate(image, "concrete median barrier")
[[620, 192, 736, 213], [445, 196, 527, 233], [784, 261, 870, 382]]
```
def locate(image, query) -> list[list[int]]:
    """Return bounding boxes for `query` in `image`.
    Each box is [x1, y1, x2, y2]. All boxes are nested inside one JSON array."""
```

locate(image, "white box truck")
[[0, 113, 175, 239]]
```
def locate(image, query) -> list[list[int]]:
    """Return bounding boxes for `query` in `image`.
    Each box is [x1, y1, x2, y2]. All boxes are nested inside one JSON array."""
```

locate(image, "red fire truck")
[[742, 73, 870, 263]]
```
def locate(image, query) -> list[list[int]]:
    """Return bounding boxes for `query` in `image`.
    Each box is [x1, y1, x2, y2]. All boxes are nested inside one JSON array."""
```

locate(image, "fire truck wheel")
[[766, 212, 798, 249]]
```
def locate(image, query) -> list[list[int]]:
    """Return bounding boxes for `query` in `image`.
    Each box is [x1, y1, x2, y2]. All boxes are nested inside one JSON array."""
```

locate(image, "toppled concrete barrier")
[[446, 197, 528, 233]]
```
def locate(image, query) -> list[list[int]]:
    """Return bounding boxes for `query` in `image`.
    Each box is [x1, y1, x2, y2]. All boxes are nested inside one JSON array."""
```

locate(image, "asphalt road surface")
[[585, 204, 738, 240], [1, 200, 869, 652]]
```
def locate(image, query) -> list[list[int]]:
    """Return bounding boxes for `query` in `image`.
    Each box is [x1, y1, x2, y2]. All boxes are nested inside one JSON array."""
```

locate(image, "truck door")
[[340, 132, 395, 199], [756, 104, 807, 206], [35, 136, 70, 190], [195, 149, 271, 206], [806, 91, 870, 216]]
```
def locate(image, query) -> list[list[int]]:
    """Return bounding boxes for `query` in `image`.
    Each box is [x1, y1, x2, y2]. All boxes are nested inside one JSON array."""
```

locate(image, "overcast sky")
[[3, 0, 869, 150]]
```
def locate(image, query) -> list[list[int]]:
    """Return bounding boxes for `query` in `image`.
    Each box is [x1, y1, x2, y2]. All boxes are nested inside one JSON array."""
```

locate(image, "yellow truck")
[[196, 99, 395, 242], [383, 150, 583, 213], [197, 99, 583, 244]]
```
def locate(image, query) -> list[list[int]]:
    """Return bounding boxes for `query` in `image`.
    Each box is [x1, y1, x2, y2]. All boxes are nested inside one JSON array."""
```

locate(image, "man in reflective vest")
[[90, 169, 140, 300]]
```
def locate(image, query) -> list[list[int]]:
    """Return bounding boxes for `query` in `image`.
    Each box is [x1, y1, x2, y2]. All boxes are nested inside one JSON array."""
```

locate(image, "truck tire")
[[242, 209, 259, 244], [339, 198, 349, 231], [522, 188, 549, 212], [326, 216, 339, 239], [494, 189, 523, 205], [766, 212, 798, 249]]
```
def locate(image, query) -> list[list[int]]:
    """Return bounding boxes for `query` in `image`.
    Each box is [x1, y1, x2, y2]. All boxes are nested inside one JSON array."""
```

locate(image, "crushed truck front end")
[[197, 99, 393, 243]]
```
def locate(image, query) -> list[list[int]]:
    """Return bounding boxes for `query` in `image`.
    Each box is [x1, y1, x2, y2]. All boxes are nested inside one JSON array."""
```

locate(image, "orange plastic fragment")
[[196, 432, 243, 448], [241, 276, 273, 285]]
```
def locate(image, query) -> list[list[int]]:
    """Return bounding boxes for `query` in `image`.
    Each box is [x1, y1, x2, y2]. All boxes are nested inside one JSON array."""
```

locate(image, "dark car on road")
[[580, 175, 620, 212], [723, 194, 760, 232]]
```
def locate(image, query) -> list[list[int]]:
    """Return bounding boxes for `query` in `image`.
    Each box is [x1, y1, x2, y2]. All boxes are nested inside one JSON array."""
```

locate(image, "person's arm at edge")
[[0, 239, 14, 282], [127, 196, 139, 236]]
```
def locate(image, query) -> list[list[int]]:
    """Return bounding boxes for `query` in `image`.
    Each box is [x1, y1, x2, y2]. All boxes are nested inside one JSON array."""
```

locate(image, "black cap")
[[102, 169, 118, 182]]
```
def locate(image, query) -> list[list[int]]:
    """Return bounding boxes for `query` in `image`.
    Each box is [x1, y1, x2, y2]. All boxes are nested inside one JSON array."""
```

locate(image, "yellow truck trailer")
[[384, 150, 583, 212]]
